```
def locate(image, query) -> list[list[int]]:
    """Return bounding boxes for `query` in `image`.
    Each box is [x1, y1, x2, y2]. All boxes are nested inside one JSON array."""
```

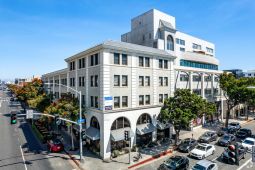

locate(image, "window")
[[164, 60, 168, 69], [90, 76, 94, 87], [176, 38, 185, 46], [79, 76, 85, 87], [82, 95, 85, 106], [164, 77, 168, 86], [95, 96, 99, 108], [167, 35, 174, 51], [70, 78, 75, 87], [159, 59, 163, 68], [205, 89, 211, 95], [192, 43, 202, 50], [205, 76, 212, 82], [145, 57, 150, 67], [214, 77, 219, 82], [206, 47, 214, 53], [95, 75, 98, 87], [145, 95, 150, 105], [90, 55, 94, 66], [114, 75, 120, 86], [114, 97, 120, 108], [180, 47, 185, 52], [139, 95, 144, 105], [139, 76, 144, 86], [122, 96, 128, 107], [114, 53, 120, 64], [111, 117, 130, 130], [193, 75, 201, 82], [79, 58, 85, 69], [122, 75, 128, 86], [164, 94, 168, 100], [159, 77, 163, 86], [90, 96, 94, 107], [139, 56, 144, 67], [180, 59, 218, 70], [159, 94, 163, 103], [94, 53, 99, 65], [122, 54, 127, 65], [180, 74, 189, 81], [137, 114, 151, 124], [145, 76, 150, 86], [69, 61, 75, 71]]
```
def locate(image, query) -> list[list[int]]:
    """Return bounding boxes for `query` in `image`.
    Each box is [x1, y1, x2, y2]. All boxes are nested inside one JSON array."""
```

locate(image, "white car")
[[189, 143, 215, 159], [241, 137, 255, 152], [192, 159, 218, 170]]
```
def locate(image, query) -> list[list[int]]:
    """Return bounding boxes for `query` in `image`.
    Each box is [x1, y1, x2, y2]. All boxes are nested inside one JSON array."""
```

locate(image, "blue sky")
[[0, 0, 255, 80]]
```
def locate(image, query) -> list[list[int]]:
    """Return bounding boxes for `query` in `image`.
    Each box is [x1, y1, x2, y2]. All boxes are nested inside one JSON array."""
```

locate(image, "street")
[[0, 90, 74, 170], [137, 121, 255, 170]]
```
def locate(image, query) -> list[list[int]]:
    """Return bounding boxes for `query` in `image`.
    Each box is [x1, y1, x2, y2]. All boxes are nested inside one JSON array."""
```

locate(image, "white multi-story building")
[[244, 70, 255, 77], [42, 9, 223, 160]]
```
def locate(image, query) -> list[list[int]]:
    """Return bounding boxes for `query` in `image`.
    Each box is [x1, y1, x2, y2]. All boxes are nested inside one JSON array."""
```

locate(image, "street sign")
[[252, 146, 255, 162], [26, 109, 33, 119], [77, 119, 85, 124]]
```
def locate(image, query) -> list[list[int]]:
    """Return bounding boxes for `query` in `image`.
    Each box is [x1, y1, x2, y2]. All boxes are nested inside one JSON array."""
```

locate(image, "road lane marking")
[[212, 157, 218, 161], [237, 158, 252, 170], [20, 145, 28, 170]]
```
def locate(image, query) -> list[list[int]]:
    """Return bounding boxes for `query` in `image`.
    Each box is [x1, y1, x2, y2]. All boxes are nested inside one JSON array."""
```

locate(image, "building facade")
[[42, 9, 223, 159]]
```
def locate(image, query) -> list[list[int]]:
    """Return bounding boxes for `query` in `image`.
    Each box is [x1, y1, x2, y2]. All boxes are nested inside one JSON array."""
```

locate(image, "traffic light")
[[228, 144, 239, 165], [10, 114, 17, 124], [124, 130, 129, 141]]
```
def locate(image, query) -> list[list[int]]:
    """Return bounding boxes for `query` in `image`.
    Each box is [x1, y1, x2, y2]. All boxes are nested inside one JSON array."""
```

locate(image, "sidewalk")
[[63, 118, 253, 170]]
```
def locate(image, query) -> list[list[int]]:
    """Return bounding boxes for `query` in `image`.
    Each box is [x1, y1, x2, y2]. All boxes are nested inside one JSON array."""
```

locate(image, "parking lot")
[[137, 120, 255, 170]]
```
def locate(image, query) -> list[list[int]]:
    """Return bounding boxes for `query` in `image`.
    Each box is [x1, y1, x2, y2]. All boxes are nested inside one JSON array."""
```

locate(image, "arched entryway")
[[136, 113, 155, 147], [86, 116, 100, 155], [110, 117, 134, 153]]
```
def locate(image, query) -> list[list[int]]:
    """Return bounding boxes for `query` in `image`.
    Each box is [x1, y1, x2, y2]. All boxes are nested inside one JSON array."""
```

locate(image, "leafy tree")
[[160, 89, 215, 145], [220, 73, 255, 127]]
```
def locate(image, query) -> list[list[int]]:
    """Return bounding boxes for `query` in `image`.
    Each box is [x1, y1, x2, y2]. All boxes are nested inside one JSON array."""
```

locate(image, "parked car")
[[228, 127, 238, 135], [241, 137, 255, 153], [189, 143, 215, 159], [192, 159, 218, 170], [178, 138, 198, 153], [158, 156, 189, 170], [198, 131, 217, 143], [217, 127, 229, 136], [228, 122, 241, 130], [221, 145, 246, 164], [47, 139, 64, 152], [217, 134, 236, 147], [236, 128, 252, 139]]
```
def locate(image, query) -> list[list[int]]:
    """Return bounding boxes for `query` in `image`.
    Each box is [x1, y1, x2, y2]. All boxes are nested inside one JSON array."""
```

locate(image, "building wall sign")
[[104, 96, 113, 110]]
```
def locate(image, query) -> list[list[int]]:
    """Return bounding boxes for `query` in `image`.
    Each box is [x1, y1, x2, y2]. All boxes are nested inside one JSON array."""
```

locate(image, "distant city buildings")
[[223, 69, 255, 78]]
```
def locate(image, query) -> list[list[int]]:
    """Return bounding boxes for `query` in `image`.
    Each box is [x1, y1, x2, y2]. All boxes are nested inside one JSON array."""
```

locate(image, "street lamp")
[[44, 82, 84, 162]]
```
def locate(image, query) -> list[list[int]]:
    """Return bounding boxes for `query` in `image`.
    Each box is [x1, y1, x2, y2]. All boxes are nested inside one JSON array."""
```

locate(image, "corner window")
[[167, 35, 174, 51]]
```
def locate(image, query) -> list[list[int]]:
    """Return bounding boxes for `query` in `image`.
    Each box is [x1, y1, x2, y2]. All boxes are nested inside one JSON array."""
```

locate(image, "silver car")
[[192, 159, 218, 170]]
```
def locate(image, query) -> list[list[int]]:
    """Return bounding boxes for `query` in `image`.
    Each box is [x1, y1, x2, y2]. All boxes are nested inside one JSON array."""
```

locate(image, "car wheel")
[[212, 150, 215, 155]]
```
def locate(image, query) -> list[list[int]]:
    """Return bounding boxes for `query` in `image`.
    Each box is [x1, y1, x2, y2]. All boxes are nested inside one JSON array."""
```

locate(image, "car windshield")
[[183, 139, 191, 144], [53, 140, 61, 145], [243, 140, 254, 145], [222, 135, 230, 140], [192, 164, 206, 170], [165, 158, 180, 167], [230, 123, 238, 126], [196, 145, 206, 151]]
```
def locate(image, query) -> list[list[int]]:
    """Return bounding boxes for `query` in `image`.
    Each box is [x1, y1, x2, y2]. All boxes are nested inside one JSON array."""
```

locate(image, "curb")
[[64, 149, 86, 170], [128, 149, 173, 169]]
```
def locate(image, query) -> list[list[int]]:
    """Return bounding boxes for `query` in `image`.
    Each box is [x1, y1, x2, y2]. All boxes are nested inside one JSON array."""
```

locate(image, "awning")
[[156, 121, 171, 130], [110, 128, 134, 142], [86, 127, 100, 141], [136, 123, 156, 135]]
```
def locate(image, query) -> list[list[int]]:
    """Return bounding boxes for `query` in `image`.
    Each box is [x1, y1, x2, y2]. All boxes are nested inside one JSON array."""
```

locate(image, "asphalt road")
[[137, 119, 255, 170], [0, 90, 74, 170]]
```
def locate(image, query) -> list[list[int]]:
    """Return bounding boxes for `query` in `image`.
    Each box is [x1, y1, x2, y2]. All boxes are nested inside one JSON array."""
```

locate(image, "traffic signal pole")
[[235, 143, 239, 166]]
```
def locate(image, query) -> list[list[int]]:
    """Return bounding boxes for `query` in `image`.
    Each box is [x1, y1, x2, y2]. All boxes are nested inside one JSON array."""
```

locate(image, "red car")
[[47, 139, 64, 152]]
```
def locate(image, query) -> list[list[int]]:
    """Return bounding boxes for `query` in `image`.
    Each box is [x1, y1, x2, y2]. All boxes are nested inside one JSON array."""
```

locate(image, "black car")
[[198, 131, 217, 143], [236, 128, 252, 139], [217, 134, 236, 146], [221, 144, 246, 164], [158, 156, 189, 170], [178, 138, 197, 152], [228, 127, 238, 135], [217, 127, 230, 136]]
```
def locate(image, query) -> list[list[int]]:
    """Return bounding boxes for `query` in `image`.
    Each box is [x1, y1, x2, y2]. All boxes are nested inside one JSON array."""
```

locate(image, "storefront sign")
[[104, 96, 113, 110]]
